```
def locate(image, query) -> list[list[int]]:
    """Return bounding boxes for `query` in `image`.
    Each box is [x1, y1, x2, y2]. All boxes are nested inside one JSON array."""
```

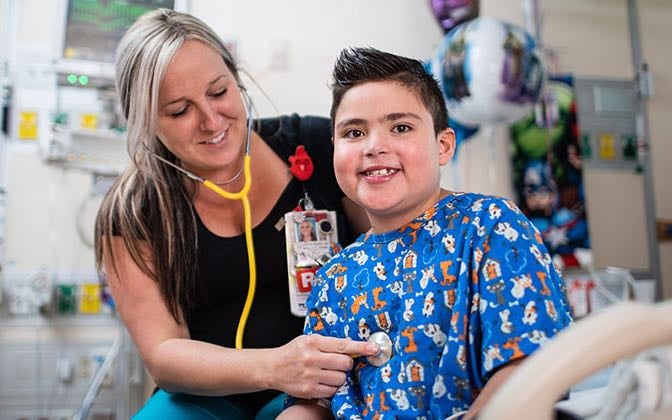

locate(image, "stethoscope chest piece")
[[367, 331, 393, 367]]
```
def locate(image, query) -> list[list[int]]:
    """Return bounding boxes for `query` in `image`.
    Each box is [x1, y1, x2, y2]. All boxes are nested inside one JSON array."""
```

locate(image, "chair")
[[479, 300, 672, 420]]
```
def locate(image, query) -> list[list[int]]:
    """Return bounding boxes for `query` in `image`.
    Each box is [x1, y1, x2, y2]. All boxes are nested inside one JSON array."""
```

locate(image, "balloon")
[[428, 0, 480, 33], [423, 60, 479, 159], [510, 81, 575, 160], [450, 117, 478, 159], [521, 159, 558, 214], [431, 16, 544, 126]]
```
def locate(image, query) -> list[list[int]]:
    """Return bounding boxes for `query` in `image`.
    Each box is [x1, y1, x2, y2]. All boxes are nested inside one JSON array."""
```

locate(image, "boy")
[[280, 47, 572, 419]]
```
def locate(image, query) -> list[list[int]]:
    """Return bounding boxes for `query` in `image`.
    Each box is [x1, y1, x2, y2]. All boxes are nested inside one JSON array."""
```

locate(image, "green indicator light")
[[622, 135, 637, 160], [78, 75, 89, 85], [581, 134, 592, 159], [67, 74, 77, 84]]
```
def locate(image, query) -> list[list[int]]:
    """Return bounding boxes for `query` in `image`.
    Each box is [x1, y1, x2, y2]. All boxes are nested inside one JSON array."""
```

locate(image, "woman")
[[94, 9, 374, 419], [299, 220, 317, 242]]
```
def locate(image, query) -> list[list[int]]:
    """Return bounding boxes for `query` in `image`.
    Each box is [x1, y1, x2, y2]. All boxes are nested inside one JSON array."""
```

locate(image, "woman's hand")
[[266, 334, 379, 399]]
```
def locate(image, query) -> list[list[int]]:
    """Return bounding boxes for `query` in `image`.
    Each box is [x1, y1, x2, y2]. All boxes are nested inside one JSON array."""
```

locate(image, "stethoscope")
[[147, 87, 395, 365], [148, 86, 256, 350]]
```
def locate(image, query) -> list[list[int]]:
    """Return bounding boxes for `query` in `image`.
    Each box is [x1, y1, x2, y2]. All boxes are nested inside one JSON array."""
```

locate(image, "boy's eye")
[[392, 124, 411, 133], [343, 129, 365, 139]]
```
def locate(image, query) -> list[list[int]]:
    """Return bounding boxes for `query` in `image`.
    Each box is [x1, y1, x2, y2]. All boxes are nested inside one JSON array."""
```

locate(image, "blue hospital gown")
[[304, 192, 573, 419]]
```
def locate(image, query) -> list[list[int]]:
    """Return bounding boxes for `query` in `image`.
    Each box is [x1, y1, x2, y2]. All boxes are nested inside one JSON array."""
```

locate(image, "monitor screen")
[[63, 0, 175, 63]]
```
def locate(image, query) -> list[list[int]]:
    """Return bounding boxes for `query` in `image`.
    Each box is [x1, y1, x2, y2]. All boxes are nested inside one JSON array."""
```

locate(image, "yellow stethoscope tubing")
[[148, 98, 256, 349], [201, 155, 255, 349]]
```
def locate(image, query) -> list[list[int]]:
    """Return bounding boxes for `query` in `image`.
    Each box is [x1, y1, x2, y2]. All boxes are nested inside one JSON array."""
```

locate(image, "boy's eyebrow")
[[335, 118, 366, 131], [383, 112, 423, 122], [335, 112, 423, 130]]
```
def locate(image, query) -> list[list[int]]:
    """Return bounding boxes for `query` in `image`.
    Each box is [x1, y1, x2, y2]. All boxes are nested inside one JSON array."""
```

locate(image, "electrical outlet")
[[78, 355, 92, 379], [657, 219, 672, 241], [268, 40, 290, 71], [57, 356, 74, 383], [102, 364, 114, 388], [90, 351, 115, 387]]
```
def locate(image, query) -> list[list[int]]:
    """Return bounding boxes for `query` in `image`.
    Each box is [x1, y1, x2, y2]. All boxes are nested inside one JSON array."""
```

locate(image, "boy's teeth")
[[366, 168, 396, 176]]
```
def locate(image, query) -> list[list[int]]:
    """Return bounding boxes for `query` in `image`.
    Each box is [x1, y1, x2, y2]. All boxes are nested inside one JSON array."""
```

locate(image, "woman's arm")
[[105, 236, 377, 397]]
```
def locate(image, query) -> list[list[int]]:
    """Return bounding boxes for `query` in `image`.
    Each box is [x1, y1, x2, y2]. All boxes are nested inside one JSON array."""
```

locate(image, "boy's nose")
[[364, 131, 389, 156]]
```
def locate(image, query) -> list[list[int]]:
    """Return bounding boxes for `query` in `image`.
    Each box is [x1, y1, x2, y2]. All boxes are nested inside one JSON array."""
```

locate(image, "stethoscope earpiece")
[[238, 85, 253, 155]]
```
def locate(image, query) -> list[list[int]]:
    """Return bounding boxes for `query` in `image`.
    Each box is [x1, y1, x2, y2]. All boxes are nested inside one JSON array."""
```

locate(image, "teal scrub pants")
[[132, 389, 286, 420]]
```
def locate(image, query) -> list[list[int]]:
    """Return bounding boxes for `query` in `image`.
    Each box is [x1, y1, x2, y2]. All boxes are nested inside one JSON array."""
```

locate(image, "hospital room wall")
[[480, 0, 672, 298], [2, 0, 98, 284], [2, 0, 671, 298]]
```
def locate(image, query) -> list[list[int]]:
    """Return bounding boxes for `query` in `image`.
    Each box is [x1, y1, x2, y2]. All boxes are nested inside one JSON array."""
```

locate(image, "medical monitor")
[[55, 0, 188, 80], [62, 0, 176, 64]]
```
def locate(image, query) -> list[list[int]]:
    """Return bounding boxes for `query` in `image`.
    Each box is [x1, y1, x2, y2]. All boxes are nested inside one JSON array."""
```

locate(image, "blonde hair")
[[95, 9, 241, 321]]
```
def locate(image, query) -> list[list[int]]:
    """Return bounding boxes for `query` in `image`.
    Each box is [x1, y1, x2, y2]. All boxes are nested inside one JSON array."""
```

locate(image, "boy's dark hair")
[[330, 47, 448, 135]]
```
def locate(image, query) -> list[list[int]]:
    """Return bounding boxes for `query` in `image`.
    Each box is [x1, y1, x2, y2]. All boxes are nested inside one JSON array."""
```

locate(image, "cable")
[[73, 325, 123, 420]]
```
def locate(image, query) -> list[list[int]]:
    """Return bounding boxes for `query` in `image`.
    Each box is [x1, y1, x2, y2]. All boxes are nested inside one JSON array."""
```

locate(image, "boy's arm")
[[276, 398, 333, 420], [463, 358, 524, 420]]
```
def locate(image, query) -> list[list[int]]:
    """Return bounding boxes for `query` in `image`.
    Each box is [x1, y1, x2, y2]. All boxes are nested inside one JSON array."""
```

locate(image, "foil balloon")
[[511, 81, 575, 160], [423, 60, 479, 159], [429, 0, 480, 33], [450, 117, 478, 159], [431, 16, 544, 127]]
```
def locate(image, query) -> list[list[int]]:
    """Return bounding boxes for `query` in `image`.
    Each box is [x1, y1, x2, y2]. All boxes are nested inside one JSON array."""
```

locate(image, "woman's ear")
[[438, 128, 456, 165]]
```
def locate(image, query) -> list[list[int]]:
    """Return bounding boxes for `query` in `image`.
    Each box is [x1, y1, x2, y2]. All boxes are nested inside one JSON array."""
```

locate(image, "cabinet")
[[0, 315, 145, 419]]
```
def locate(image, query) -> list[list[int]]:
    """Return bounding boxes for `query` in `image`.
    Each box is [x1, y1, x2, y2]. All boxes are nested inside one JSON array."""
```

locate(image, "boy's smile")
[[333, 80, 455, 233]]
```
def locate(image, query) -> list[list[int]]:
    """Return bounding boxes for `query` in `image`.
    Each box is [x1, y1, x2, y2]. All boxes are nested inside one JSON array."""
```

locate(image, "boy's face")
[[333, 80, 455, 233]]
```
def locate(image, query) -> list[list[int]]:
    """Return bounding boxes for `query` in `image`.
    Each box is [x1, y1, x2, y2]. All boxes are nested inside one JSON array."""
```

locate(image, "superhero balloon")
[[431, 16, 544, 126], [511, 81, 575, 160], [424, 60, 479, 159], [428, 0, 480, 33], [449, 117, 479, 159]]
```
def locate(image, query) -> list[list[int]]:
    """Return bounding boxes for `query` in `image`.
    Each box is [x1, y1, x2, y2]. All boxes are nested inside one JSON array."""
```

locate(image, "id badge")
[[285, 210, 340, 316]]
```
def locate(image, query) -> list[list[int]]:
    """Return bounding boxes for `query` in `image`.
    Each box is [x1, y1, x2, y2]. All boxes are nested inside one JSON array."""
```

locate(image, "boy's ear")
[[438, 128, 456, 165]]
